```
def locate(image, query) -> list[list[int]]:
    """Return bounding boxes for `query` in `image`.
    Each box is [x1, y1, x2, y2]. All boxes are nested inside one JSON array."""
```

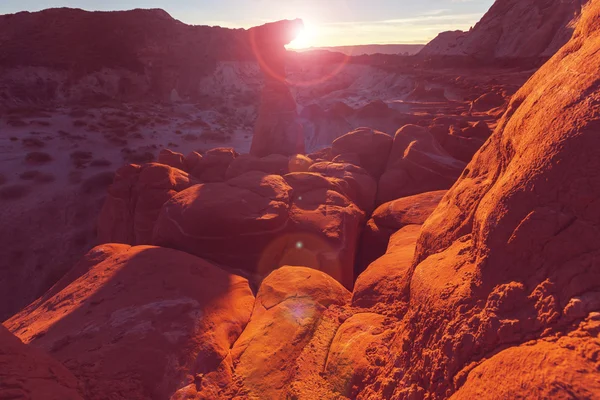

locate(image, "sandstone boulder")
[[153, 171, 364, 288], [189, 147, 238, 183], [157, 149, 186, 171], [309, 161, 377, 214], [97, 163, 197, 245], [356, 190, 446, 273], [226, 267, 351, 399], [5, 246, 254, 400], [331, 127, 393, 178], [377, 124, 465, 204], [353, 225, 421, 311]]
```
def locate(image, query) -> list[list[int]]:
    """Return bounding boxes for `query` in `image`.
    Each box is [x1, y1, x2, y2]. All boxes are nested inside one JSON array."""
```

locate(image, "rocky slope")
[[420, 0, 588, 59], [4, 1, 600, 399]]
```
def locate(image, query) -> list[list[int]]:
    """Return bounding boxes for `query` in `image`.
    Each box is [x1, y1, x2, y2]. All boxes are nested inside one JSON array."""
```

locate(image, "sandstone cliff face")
[[420, 0, 588, 59], [357, 1, 600, 397]]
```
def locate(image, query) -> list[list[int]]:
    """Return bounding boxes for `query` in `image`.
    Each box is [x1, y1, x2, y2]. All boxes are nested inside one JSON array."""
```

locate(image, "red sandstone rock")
[[5, 246, 254, 400], [153, 171, 364, 288], [97, 163, 197, 245], [225, 153, 313, 179], [0, 325, 83, 400], [309, 161, 377, 214], [377, 124, 465, 204], [189, 147, 238, 182], [223, 266, 350, 399], [420, 0, 586, 59], [356, 190, 446, 273], [331, 127, 393, 178], [353, 225, 421, 311], [356, 5, 600, 397], [157, 149, 187, 171]]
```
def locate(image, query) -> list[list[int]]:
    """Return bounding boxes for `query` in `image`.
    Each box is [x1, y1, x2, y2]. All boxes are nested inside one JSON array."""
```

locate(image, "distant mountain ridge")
[[294, 44, 424, 56]]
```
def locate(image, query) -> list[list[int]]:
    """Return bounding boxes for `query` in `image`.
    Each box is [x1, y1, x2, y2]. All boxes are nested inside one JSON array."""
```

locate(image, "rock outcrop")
[[356, 190, 446, 273], [250, 20, 305, 157], [5, 245, 254, 400], [377, 124, 465, 204], [420, 0, 588, 59], [152, 171, 364, 288], [355, 2, 600, 397]]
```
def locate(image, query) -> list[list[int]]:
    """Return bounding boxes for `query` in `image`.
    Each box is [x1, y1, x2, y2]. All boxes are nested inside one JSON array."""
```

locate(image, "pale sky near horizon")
[[0, 0, 495, 48]]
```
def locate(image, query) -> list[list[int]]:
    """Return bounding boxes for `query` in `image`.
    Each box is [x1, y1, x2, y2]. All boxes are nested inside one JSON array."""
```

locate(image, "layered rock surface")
[[420, 0, 588, 59]]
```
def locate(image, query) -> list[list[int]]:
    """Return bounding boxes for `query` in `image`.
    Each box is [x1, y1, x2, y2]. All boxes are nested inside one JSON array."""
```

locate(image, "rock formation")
[[4, 1, 600, 399], [420, 0, 588, 59], [249, 20, 306, 157]]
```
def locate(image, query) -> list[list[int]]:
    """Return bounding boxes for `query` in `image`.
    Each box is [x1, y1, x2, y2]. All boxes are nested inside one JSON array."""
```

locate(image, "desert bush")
[[0, 184, 31, 200], [22, 138, 45, 148], [90, 159, 112, 167], [25, 152, 53, 164], [70, 151, 93, 168], [81, 171, 115, 194]]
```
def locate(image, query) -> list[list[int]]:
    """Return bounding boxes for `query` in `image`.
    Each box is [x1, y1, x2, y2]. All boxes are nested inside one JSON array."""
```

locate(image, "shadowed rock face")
[[420, 0, 588, 59], [0, 325, 83, 400]]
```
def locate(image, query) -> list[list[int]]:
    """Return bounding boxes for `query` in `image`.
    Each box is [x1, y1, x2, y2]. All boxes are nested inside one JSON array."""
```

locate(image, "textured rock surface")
[[356, 190, 446, 275], [98, 163, 197, 245], [356, 3, 600, 398], [353, 225, 421, 311], [420, 0, 588, 59], [5, 245, 254, 400], [331, 127, 393, 178], [0, 325, 83, 400], [377, 125, 464, 204], [153, 171, 364, 288], [201, 266, 351, 399]]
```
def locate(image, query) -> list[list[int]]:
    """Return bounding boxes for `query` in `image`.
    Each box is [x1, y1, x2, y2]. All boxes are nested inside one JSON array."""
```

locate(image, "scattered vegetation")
[[25, 152, 53, 164], [70, 151, 94, 168], [90, 159, 112, 167], [81, 171, 115, 195], [22, 138, 45, 148], [0, 184, 32, 200]]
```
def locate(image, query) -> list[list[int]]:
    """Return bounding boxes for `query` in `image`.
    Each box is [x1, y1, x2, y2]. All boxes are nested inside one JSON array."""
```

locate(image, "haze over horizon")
[[0, 0, 495, 48]]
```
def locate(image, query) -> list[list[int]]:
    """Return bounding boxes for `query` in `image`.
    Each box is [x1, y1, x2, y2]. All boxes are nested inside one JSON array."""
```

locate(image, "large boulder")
[[204, 266, 351, 399], [309, 161, 377, 214], [5, 246, 254, 400], [153, 171, 364, 288], [0, 325, 83, 400], [356, 4, 600, 398], [331, 127, 393, 178], [356, 190, 446, 273], [189, 147, 238, 183], [97, 163, 197, 245], [377, 124, 465, 204], [353, 225, 421, 311]]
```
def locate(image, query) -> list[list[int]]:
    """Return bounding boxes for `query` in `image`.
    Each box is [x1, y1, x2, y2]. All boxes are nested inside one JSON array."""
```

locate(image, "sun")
[[287, 21, 317, 49]]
